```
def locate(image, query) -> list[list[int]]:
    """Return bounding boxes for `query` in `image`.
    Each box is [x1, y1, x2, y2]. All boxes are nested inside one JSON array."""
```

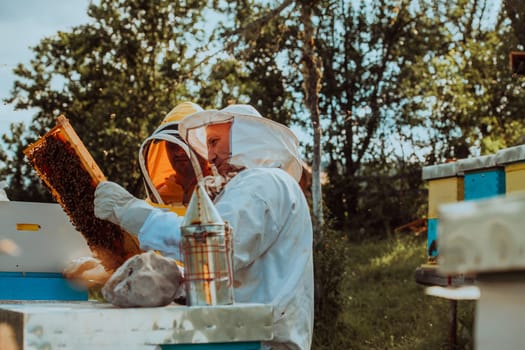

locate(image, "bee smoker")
[[180, 183, 234, 306]]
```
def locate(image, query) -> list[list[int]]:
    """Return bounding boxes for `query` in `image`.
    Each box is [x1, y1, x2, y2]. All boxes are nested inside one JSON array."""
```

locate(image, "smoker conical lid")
[[181, 182, 224, 226]]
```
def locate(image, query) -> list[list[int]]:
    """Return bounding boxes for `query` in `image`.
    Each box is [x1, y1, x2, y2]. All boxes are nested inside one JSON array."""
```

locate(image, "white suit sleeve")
[[138, 209, 183, 260], [215, 170, 281, 270]]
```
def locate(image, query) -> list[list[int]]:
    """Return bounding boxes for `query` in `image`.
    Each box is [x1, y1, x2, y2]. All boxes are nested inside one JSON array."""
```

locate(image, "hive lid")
[[422, 162, 458, 180], [495, 145, 525, 165], [456, 154, 498, 173], [181, 182, 224, 226], [0, 302, 274, 347]]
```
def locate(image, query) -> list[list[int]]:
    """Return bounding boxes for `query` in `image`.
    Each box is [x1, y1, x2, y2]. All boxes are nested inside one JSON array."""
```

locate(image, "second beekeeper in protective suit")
[[94, 104, 314, 350], [138, 101, 211, 213]]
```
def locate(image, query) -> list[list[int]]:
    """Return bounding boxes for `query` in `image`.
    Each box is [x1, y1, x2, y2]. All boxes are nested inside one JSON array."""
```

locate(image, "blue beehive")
[[457, 155, 505, 201], [0, 272, 87, 300]]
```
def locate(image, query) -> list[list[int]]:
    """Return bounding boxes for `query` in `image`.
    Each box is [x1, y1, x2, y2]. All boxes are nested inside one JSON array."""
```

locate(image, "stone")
[[102, 251, 183, 307]]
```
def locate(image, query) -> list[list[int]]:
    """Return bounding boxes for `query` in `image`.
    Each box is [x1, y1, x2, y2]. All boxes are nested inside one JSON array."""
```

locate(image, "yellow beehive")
[[423, 162, 463, 219], [505, 162, 525, 193], [428, 177, 464, 219], [496, 145, 525, 194]]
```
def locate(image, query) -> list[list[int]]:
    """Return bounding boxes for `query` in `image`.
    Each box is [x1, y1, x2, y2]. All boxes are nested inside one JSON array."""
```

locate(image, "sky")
[[0, 0, 92, 139], [0, 1, 310, 151]]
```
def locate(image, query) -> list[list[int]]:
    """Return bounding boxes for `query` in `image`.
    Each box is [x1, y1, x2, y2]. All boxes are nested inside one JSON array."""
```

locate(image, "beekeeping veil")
[[138, 103, 207, 214], [178, 104, 303, 182]]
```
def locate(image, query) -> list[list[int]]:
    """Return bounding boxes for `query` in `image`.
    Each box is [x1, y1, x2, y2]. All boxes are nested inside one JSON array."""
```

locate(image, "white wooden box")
[[0, 301, 273, 349]]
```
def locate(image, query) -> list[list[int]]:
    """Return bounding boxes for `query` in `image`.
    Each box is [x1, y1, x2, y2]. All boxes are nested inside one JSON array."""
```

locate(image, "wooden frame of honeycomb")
[[24, 115, 141, 271]]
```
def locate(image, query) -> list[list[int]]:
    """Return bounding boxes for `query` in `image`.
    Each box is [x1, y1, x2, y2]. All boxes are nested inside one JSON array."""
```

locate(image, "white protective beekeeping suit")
[[139, 105, 314, 350]]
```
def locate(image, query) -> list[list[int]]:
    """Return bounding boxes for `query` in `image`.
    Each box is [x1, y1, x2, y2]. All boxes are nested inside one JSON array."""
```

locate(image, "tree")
[[402, 0, 525, 162], [211, 0, 328, 239], [299, 1, 324, 237], [504, 0, 525, 45], [4, 0, 520, 236], [316, 0, 525, 233], [315, 0, 445, 231], [1, 0, 214, 201]]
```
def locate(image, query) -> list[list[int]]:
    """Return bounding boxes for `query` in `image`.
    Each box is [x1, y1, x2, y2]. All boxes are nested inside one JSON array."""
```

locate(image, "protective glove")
[[94, 181, 155, 236]]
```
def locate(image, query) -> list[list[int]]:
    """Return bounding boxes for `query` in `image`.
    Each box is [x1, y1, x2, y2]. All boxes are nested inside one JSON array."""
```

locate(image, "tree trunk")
[[300, 3, 324, 241]]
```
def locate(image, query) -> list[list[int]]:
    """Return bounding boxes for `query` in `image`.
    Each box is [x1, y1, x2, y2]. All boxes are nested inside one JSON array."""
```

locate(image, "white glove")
[[94, 181, 154, 235]]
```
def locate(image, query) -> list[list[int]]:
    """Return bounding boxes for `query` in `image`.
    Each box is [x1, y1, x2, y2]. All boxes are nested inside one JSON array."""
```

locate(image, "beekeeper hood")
[[179, 104, 303, 182], [138, 102, 206, 213]]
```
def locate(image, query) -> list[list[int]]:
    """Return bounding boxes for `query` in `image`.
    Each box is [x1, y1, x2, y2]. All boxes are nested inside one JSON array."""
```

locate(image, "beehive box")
[[0, 301, 273, 349], [495, 145, 525, 194], [438, 191, 525, 350], [457, 154, 505, 201], [422, 162, 463, 259], [0, 201, 94, 300], [23, 116, 141, 272], [438, 192, 525, 274]]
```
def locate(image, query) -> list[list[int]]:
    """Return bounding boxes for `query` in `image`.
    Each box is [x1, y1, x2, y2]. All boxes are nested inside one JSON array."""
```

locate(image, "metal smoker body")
[[181, 183, 234, 306]]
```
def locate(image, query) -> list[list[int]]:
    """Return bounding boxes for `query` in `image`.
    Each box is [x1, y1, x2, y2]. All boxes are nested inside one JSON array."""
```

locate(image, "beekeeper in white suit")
[[94, 104, 314, 350]]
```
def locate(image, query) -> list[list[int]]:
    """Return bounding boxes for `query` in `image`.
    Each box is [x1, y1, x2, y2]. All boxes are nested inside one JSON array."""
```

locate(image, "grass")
[[313, 234, 475, 350]]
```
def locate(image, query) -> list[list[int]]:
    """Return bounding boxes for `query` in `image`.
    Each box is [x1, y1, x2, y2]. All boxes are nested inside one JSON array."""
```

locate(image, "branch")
[[229, 0, 295, 38], [175, 0, 295, 84]]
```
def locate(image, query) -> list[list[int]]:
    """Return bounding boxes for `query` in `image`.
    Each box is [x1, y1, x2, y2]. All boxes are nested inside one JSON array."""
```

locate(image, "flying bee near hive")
[[24, 115, 141, 272]]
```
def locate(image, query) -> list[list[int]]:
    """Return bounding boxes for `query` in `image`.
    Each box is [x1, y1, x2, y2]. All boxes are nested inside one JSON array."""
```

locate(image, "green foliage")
[[2, 0, 525, 242], [0, 123, 52, 202], [336, 158, 427, 240], [313, 225, 351, 345], [1, 2, 516, 348], [209, 0, 298, 125], [504, 0, 525, 45], [316, 0, 525, 234], [1, 0, 213, 200], [312, 233, 475, 350], [399, 0, 525, 161], [316, 0, 446, 231]]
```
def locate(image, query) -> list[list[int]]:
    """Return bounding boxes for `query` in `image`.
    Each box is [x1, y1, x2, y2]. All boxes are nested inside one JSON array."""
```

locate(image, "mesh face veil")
[[138, 103, 207, 214], [179, 104, 303, 182]]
